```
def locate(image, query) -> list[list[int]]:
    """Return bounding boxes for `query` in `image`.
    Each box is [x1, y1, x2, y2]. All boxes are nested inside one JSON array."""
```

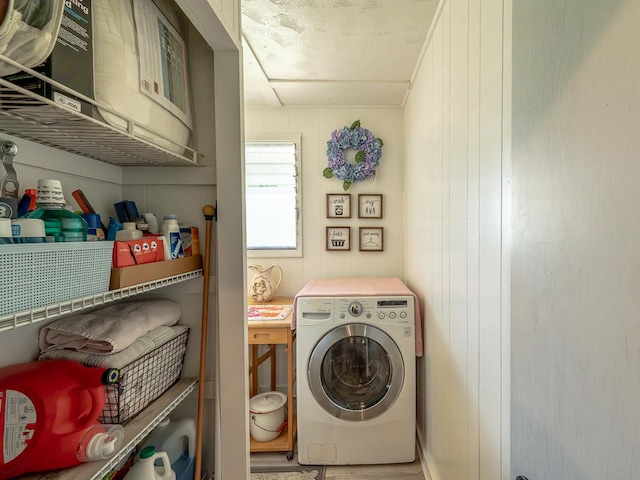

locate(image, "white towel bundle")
[[39, 325, 188, 369], [39, 299, 182, 355]]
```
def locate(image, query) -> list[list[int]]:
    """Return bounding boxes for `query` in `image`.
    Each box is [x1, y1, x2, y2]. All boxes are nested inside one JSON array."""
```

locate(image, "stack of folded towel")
[[38, 299, 188, 422], [39, 298, 185, 363]]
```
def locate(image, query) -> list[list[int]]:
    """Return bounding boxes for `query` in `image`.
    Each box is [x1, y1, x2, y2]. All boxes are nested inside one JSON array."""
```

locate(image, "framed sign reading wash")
[[326, 193, 351, 218]]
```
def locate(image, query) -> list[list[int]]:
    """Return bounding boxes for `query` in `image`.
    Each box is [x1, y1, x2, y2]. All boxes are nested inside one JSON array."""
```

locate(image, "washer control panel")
[[335, 297, 413, 324]]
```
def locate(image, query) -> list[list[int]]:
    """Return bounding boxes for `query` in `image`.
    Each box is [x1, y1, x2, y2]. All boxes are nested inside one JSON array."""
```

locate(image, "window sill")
[[247, 248, 302, 258]]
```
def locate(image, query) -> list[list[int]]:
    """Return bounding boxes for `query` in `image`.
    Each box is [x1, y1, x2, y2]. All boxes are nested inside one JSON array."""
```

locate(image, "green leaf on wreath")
[[350, 120, 361, 130], [377, 138, 384, 147], [355, 151, 365, 163], [343, 181, 351, 191], [323, 167, 334, 178]]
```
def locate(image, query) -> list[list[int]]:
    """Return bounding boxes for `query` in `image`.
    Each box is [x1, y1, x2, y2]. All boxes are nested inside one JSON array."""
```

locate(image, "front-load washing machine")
[[296, 280, 416, 465]]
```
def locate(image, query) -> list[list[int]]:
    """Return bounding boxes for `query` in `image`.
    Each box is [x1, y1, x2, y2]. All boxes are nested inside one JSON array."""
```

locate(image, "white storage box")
[[0, 241, 114, 316]]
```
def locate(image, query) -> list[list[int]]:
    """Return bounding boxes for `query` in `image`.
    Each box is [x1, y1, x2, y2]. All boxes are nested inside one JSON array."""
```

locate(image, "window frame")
[[245, 134, 303, 258]]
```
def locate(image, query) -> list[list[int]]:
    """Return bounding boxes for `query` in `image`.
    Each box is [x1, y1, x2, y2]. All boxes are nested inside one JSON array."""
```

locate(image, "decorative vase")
[[248, 264, 283, 303]]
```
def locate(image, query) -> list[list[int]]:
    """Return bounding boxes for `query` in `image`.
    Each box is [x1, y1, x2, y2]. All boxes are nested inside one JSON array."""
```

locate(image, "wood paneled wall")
[[403, 0, 509, 478], [245, 107, 406, 297], [511, 0, 640, 478]]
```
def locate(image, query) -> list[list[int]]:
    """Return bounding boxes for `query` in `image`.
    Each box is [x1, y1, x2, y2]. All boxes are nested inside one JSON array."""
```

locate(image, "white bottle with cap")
[[77, 424, 124, 463], [123, 446, 175, 480], [115, 222, 143, 241], [141, 417, 196, 480], [162, 215, 184, 260]]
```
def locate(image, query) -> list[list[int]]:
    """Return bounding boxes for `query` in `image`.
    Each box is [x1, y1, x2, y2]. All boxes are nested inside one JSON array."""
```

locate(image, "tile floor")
[[250, 447, 426, 480]]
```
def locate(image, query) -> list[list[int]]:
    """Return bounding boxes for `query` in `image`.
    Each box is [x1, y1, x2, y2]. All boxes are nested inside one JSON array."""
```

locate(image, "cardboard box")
[[112, 237, 164, 267], [179, 226, 200, 256], [109, 254, 202, 290], [4, 0, 94, 115]]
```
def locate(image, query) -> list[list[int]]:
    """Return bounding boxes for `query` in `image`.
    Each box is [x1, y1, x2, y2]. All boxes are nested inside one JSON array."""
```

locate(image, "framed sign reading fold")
[[326, 226, 351, 251]]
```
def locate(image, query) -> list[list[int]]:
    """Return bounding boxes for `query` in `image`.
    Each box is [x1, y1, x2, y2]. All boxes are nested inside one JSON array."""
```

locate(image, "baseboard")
[[416, 428, 436, 480]]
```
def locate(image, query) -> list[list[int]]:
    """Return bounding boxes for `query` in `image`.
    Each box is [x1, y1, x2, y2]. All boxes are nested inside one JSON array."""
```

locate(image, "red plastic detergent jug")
[[0, 360, 123, 479]]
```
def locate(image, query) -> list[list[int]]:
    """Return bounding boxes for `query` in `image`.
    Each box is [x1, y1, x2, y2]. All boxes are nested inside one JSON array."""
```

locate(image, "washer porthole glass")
[[307, 323, 404, 421], [320, 335, 391, 411]]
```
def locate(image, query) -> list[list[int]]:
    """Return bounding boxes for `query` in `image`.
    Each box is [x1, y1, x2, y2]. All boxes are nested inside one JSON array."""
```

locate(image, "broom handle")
[[195, 204, 216, 480]]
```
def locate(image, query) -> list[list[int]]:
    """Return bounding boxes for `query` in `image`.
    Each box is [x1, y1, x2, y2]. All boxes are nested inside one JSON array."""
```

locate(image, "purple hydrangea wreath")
[[323, 120, 383, 191]]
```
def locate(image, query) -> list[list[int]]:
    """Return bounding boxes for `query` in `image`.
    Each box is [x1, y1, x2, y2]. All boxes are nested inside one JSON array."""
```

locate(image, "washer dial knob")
[[348, 301, 363, 317]]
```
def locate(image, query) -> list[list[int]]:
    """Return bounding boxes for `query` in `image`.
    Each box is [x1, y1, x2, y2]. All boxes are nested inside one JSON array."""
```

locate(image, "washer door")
[[308, 323, 404, 421]]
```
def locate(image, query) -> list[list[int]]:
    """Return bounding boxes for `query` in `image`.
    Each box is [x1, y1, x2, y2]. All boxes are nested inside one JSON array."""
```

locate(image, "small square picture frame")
[[359, 227, 384, 252], [358, 194, 383, 219], [326, 226, 351, 251], [326, 193, 351, 218]]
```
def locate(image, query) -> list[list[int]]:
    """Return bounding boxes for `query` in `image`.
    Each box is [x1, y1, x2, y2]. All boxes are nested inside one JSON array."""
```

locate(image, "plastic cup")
[[36, 179, 65, 206], [0, 218, 13, 244]]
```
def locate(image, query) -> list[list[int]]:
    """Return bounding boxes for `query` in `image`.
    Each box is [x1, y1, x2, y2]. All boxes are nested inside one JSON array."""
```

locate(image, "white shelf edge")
[[0, 54, 202, 167], [23, 378, 198, 480], [0, 270, 203, 332]]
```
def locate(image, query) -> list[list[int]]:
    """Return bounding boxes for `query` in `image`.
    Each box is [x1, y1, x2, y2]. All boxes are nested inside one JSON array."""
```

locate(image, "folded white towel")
[[39, 299, 182, 354], [38, 325, 188, 369]]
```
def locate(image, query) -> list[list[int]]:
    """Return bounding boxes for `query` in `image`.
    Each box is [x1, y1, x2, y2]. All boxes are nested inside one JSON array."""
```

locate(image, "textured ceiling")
[[242, 0, 438, 107]]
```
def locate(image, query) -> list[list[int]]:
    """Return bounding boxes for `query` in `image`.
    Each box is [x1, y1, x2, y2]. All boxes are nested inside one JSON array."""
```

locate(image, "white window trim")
[[246, 133, 302, 258]]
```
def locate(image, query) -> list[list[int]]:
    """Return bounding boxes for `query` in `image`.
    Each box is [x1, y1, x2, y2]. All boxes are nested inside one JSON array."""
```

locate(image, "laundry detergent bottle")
[[124, 446, 176, 480], [0, 360, 123, 479], [142, 417, 196, 480]]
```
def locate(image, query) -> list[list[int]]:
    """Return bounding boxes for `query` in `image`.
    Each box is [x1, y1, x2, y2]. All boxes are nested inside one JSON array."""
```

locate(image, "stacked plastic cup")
[[0, 218, 13, 244]]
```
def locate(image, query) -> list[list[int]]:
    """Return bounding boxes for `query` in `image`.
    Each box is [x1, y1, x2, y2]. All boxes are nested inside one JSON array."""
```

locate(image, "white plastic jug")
[[124, 446, 175, 480], [142, 417, 195, 480]]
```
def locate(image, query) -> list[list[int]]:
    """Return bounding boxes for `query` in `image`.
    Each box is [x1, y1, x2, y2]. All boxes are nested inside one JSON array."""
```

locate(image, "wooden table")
[[248, 297, 297, 460]]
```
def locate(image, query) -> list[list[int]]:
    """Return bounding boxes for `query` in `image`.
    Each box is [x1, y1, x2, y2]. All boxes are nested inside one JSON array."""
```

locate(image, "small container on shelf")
[[0, 241, 114, 317], [115, 222, 143, 241], [22, 179, 88, 242], [0, 218, 13, 244], [11, 218, 46, 243], [162, 215, 184, 259], [82, 213, 106, 241]]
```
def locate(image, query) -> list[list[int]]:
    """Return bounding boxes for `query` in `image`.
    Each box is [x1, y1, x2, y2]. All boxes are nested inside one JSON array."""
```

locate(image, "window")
[[245, 135, 302, 257]]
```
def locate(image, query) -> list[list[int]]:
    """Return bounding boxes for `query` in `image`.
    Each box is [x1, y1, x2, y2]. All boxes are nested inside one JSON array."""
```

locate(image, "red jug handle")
[[74, 385, 105, 427]]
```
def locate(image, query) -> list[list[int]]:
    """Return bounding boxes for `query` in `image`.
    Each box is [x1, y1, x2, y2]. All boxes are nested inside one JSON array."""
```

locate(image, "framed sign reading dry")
[[358, 194, 383, 219]]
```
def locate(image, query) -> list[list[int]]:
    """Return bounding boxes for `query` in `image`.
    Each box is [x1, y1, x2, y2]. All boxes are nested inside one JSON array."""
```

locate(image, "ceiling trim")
[[242, 35, 282, 107], [403, 0, 447, 108], [269, 79, 411, 88]]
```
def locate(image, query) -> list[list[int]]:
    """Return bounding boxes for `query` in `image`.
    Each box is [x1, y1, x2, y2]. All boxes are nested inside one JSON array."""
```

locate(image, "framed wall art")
[[326, 193, 351, 218], [359, 227, 384, 252], [358, 194, 383, 219], [326, 226, 351, 251]]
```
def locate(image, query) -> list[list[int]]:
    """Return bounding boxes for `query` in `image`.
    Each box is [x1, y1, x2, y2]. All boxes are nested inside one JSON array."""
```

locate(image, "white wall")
[[245, 107, 405, 293], [244, 106, 405, 390], [511, 0, 640, 478], [403, 0, 508, 479], [0, 135, 123, 367]]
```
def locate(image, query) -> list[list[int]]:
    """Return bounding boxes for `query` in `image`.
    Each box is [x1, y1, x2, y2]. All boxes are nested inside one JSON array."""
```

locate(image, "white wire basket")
[[0, 241, 114, 316]]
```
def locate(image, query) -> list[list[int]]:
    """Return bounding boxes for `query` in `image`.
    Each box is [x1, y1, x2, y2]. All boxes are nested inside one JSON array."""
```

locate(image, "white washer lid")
[[249, 391, 287, 414]]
